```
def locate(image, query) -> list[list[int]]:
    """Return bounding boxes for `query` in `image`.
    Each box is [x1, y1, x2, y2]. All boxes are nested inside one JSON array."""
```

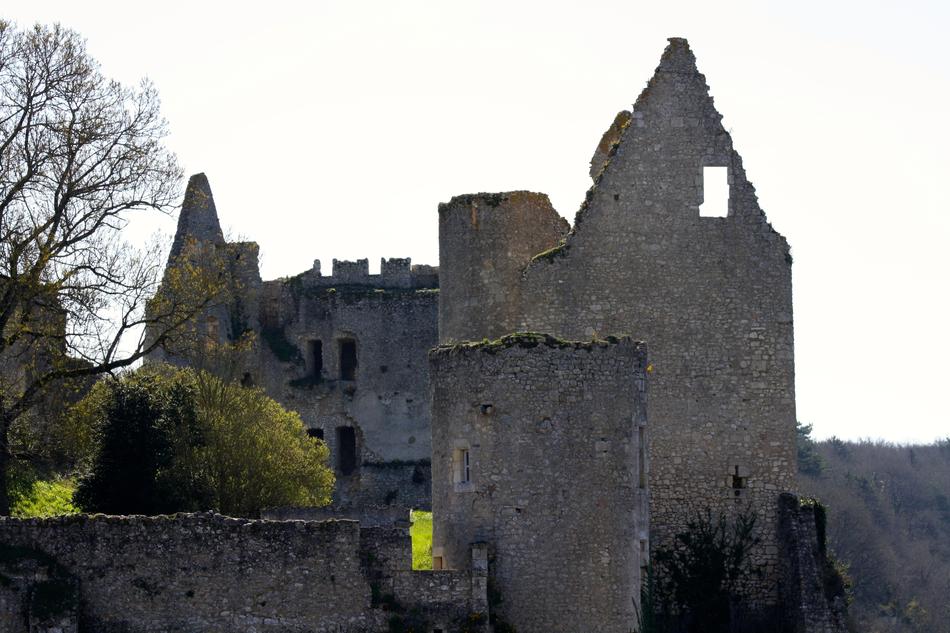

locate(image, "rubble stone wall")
[[429, 335, 649, 633], [437, 38, 796, 606]]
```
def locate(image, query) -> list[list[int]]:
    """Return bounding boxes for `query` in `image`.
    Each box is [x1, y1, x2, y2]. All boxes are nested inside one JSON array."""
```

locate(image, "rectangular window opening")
[[699, 166, 729, 217], [308, 340, 323, 380], [339, 338, 357, 381], [337, 426, 357, 475], [730, 464, 747, 495], [307, 428, 324, 441], [454, 448, 471, 485]]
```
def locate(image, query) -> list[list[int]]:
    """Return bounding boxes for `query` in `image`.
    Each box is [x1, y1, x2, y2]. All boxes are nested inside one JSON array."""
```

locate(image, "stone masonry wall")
[[257, 270, 438, 510], [0, 514, 486, 633], [429, 334, 649, 633], [437, 38, 796, 606], [0, 513, 376, 632], [437, 192, 568, 343], [149, 174, 440, 513], [777, 494, 848, 633]]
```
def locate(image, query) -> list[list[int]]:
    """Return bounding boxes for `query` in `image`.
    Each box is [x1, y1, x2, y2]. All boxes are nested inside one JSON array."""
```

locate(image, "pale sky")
[[8, 1, 949, 442]]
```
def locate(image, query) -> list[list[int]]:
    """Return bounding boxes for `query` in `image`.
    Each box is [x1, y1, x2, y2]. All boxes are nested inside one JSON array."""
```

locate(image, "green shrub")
[[72, 365, 334, 517]]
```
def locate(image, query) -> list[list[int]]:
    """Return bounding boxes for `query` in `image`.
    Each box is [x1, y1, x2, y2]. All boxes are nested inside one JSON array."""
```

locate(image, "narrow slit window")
[[337, 426, 357, 475], [699, 166, 729, 217], [339, 338, 357, 380], [638, 426, 647, 489], [730, 465, 747, 496], [454, 448, 471, 485]]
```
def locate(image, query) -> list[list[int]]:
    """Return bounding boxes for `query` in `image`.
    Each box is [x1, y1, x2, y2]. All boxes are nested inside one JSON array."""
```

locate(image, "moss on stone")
[[530, 240, 568, 263], [432, 332, 633, 356]]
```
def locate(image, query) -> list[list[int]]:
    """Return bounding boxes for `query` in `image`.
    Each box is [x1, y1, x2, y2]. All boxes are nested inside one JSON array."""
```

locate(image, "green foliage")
[[192, 369, 334, 516], [11, 477, 78, 518], [74, 368, 212, 515], [797, 421, 825, 476], [71, 365, 334, 517], [410, 510, 432, 570], [801, 438, 950, 632], [653, 508, 760, 633]]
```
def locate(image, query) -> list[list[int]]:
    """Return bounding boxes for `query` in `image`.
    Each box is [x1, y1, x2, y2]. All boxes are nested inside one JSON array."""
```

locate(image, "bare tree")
[[0, 22, 217, 513]]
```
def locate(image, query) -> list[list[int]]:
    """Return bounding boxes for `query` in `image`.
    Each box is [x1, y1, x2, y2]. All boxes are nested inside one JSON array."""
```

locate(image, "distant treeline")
[[798, 426, 950, 633]]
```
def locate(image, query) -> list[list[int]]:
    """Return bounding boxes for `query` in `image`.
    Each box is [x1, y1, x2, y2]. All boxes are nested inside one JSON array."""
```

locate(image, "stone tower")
[[429, 334, 649, 633], [438, 37, 796, 606]]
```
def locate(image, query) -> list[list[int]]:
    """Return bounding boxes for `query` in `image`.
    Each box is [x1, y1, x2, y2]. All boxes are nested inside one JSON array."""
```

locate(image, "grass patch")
[[410, 510, 432, 570], [11, 477, 78, 518]]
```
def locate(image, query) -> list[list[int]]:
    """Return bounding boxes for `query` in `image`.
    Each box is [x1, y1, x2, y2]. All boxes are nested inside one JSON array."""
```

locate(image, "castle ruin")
[[0, 38, 846, 633]]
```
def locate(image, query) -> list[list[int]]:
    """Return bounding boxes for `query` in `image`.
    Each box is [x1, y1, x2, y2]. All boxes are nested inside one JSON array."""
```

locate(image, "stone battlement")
[[305, 257, 438, 289]]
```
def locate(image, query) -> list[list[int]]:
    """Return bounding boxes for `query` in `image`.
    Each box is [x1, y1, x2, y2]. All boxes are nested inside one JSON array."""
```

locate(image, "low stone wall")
[[0, 513, 483, 633], [390, 570, 481, 631]]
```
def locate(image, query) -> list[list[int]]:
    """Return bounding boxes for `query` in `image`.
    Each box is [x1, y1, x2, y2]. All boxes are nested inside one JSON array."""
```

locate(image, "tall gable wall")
[[438, 38, 796, 605]]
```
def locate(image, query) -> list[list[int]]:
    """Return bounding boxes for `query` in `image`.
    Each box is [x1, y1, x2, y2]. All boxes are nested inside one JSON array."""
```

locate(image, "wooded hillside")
[[799, 431, 950, 632]]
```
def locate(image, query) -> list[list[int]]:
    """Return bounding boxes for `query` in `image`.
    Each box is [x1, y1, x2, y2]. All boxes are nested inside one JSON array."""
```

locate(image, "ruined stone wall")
[[256, 263, 438, 509], [0, 513, 377, 632], [0, 514, 487, 633], [777, 494, 849, 633], [438, 192, 568, 343], [437, 38, 796, 606], [149, 174, 440, 512], [429, 334, 649, 633]]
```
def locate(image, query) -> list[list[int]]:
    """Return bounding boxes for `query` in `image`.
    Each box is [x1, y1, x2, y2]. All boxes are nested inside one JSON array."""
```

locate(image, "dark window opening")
[[337, 426, 357, 475], [307, 428, 324, 441], [241, 372, 254, 387], [339, 338, 357, 381], [308, 340, 323, 380], [730, 465, 747, 496]]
